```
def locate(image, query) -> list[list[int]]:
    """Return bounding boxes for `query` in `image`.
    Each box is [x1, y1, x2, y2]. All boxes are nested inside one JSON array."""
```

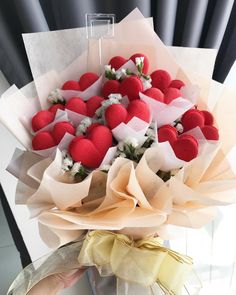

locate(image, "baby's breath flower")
[[141, 76, 152, 91], [61, 152, 73, 172], [108, 93, 122, 101], [95, 95, 121, 118], [124, 137, 139, 148], [48, 88, 65, 104], [76, 117, 92, 135], [116, 68, 127, 80], [104, 65, 111, 72], [70, 162, 82, 177], [135, 56, 144, 66], [175, 122, 184, 133]]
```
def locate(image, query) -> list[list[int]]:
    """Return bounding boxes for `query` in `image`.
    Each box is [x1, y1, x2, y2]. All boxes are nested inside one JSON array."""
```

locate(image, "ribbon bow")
[[8, 230, 197, 295], [78, 231, 193, 294]]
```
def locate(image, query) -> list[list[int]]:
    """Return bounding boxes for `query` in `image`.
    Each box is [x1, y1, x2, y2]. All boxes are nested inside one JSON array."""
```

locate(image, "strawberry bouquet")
[[1, 8, 236, 295]]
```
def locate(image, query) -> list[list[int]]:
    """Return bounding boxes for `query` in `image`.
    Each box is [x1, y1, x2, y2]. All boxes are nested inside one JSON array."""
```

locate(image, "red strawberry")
[[32, 110, 55, 132], [130, 53, 149, 74], [151, 70, 171, 91], [163, 87, 182, 104], [32, 131, 56, 150], [201, 125, 219, 140], [109, 56, 127, 70], [102, 80, 120, 98], [169, 79, 185, 89], [144, 87, 164, 102], [79, 72, 99, 91], [61, 80, 80, 91], [158, 125, 178, 144], [52, 121, 75, 144], [119, 76, 143, 101], [172, 134, 198, 162], [201, 110, 214, 125], [65, 97, 87, 115], [69, 125, 112, 168], [105, 100, 150, 129], [48, 104, 65, 115], [181, 109, 205, 131], [86, 96, 104, 117]]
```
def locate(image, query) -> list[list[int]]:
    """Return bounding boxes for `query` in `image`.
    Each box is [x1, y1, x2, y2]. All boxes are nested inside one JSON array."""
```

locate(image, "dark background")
[[0, 0, 236, 88]]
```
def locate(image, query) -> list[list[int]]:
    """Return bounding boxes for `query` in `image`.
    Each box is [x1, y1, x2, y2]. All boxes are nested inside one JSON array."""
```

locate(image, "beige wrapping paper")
[[1, 8, 236, 250]]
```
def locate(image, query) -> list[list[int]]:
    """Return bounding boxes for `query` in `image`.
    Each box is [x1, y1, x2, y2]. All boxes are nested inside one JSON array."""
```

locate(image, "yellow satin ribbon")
[[8, 230, 196, 295], [78, 231, 193, 295]]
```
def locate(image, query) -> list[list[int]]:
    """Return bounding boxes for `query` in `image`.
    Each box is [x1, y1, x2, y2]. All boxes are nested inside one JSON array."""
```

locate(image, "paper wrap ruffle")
[[8, 136, 236, 248], [8, 230, 198, 295]]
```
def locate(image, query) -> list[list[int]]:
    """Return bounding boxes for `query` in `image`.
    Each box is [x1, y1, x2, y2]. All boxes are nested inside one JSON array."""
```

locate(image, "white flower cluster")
[[76, 117, 93, 135], [104, 64, 115, 73], [48, 88, 65, 104], [175, 122, 184, 133], [61, 150, 73, 172], [70, 162, 82, 177], [135, 56, 144, 67], [171, 119, 184, 134], [116, 136, 146, 160], [140, 75, 152, 91], [95, 94, 122, 118], [124, 136, 139, 148], [116, 68, 128, 80], [61, 150, 83, 177], [104, 65, 128, 80]]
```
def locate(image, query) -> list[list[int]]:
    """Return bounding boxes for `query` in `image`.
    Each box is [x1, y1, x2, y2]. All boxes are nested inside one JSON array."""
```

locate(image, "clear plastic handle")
[[85, 13, 115, 73]]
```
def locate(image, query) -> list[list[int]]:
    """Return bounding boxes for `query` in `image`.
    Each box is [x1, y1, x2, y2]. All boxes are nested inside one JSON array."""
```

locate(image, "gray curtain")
[[0, 0, 235, 87]]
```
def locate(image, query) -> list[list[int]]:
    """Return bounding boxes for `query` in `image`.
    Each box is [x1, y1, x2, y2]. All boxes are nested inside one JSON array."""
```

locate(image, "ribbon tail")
[[7, 240, 84, 295]]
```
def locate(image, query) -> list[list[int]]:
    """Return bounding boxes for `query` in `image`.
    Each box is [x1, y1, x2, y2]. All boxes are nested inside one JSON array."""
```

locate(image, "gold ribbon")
[[78, 231, 193, 295], [8, 230, 195, 295]]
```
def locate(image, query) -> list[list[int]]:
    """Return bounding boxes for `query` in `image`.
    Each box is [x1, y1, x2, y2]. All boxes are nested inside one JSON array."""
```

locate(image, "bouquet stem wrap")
[[8, 231, 194, 295]]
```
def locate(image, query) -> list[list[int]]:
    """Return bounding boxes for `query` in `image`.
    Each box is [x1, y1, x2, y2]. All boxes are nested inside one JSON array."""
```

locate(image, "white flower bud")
[[61, 153, 73, 172], [70, 162, 82, 176], [175, 123, 184, 134], [124, 137, 139, 148], [135, 56, 144, 66], [104, 65, 111, 72], [108, 93, 122, 101], [76, 117, 92, 135], [116, 68, 127, 80], [48, 88, 65, 104], [140, 76, 152, 91]]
